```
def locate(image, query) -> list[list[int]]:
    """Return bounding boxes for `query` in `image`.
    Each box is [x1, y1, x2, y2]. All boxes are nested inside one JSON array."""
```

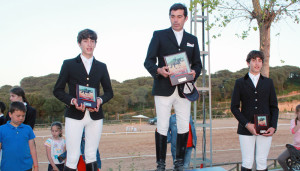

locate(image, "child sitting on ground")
[[45, 121, 66, 171], [0, 101, 39, 171]]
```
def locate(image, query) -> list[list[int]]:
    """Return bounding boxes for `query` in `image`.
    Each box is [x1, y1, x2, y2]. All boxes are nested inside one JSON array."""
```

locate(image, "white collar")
[[248, 72, 260, 87], [172, 29, 184, 36], [248, 72, 260, 80], [80, 54, 93, 64]]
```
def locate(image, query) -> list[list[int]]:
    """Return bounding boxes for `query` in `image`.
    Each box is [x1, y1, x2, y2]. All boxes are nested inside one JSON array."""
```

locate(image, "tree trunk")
[[259, 22, 271, 78]]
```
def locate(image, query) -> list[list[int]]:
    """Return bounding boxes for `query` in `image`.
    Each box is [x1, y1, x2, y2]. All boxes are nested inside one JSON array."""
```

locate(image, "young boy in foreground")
[[0, 101, 39, 171]]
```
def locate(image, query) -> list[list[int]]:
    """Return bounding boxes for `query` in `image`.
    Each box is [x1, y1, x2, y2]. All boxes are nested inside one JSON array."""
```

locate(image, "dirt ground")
[[33, 117, 292, 171], [278, 100, 300, 112]]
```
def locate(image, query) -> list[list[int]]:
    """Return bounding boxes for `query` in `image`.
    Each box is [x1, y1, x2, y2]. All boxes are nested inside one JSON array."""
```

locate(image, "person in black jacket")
[[144, 3, 202, 171], [0, 101, 6, 126], [231, 50, 279, 171], [53, 29, 113, 171], [6, 87, 36, 129]]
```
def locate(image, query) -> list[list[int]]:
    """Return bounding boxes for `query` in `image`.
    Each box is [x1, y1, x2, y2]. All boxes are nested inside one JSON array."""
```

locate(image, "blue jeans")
[[171, 147, 193, 168], [183, 147, 193, 168]]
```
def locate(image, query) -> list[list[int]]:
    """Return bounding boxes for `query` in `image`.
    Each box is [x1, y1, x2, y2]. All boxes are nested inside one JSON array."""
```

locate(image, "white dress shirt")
[[249, 72, 260, 88], [172, 29, 184, 46], [81, 54, 93, 75]]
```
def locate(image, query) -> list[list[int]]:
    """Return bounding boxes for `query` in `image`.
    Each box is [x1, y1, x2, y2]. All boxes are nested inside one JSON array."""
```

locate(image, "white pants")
[[155, 87, 191, 136], [239, 135, 272, 170], [65, 110, 103, 169]]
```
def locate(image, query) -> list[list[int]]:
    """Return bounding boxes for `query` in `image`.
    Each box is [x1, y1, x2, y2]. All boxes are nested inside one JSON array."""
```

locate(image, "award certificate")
[[164, 52, 194, 86], [76, 84, 97, 108], [254, 114, 269, 134]]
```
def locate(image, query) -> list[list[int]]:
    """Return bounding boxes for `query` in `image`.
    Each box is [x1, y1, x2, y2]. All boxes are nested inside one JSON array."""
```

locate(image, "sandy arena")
[[34, 118, 292, 170]]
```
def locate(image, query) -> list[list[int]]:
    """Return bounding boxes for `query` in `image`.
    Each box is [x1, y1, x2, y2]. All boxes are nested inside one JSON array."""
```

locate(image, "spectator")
[[45, 122, 66, 171], [6, 87, 36, 129], [0, 101, 38, 170]]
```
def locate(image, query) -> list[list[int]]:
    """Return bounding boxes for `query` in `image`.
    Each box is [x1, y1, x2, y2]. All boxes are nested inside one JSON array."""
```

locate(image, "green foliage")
[[0, 66, 299, 123], [102, 93, 127, 116], [21, 74, 58, 97], [0, 85, 12, 114], [208, 65, 299, 117], [41, 97, 65, 122], [191, 0, 300, 39]]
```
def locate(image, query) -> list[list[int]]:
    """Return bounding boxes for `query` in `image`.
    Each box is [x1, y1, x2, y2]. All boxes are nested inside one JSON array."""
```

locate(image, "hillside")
[[0, 65, 299, 123]]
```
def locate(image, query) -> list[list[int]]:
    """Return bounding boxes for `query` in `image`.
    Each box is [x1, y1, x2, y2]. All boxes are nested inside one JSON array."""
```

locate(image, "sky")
[[0, 0, 299, 87]]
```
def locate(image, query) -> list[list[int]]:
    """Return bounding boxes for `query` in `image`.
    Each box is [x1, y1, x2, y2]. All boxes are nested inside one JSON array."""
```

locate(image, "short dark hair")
[[9, 101, 26, 114], [246, 50, 265, 63], [77, 29, 97, 44], [169, 3, 188, 17], [0, 101, 6, 113]]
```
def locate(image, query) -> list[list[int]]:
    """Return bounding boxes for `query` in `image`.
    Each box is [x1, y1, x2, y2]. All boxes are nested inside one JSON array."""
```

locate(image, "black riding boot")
[[155, 131, 167, 171], [86, 161, 98, 171], [241, 166, 252, 171], [64, 166, 76, 171], [174, 132, 189, 171]]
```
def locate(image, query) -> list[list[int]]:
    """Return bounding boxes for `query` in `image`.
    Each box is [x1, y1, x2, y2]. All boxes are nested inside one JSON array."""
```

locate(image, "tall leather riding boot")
[[86, 161, 98, 171], [174, 132, 189, 171], [64, 166, 76, 171], [155, 131, 167, 171]]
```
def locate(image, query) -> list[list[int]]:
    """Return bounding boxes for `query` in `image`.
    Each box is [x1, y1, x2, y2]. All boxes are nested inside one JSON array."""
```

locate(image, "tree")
[[0, 85, 12, 113], [102, 93, 127, 120], [42, 97, 65, 122], [192, 0, 300, 77], [130, 86, 149, 111]]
